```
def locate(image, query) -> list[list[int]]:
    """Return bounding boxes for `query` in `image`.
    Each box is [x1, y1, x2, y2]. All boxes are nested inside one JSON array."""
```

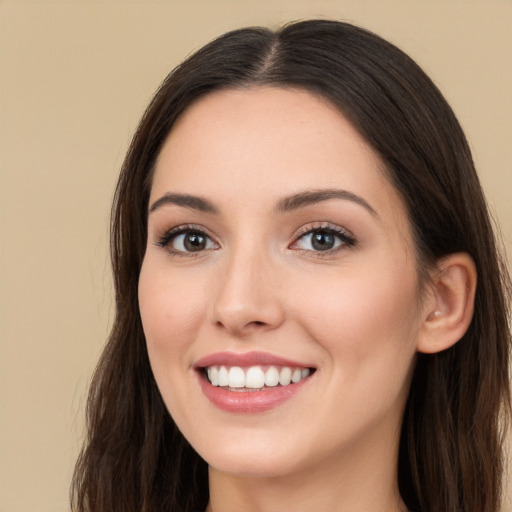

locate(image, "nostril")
[[212, 297, 285, 334]]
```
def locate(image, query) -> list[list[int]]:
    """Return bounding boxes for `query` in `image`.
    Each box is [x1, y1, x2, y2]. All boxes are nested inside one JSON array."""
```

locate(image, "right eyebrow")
[[149, 193, 219, 214]]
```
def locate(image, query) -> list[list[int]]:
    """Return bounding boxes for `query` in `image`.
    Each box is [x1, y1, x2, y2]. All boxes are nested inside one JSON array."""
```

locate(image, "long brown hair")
[[71, 20, 511, 512]]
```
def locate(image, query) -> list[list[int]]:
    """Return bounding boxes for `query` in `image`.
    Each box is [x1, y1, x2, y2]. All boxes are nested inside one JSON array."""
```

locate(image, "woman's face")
[[139, 87, 428, 479]]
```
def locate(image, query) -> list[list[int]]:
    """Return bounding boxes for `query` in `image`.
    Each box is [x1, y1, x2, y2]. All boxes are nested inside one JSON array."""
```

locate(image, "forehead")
[[151, 87, 408, 230]]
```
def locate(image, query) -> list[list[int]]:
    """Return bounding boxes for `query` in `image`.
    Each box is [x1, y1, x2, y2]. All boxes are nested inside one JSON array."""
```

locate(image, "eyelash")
[[290, 223, 356, 257], [155, 224, 219, 258], [155, 222, 356, 258]]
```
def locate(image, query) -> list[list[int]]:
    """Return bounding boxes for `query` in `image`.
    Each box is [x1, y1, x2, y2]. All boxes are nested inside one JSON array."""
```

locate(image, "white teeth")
[[207, 366, 219, 386], [291, 368, 302, 383], [246, 366, 265, 388], [264, 367, 280, 387], [205, 365, 312, 389], [228, 367, 246, 388], [218, 366, 229, 386], [279, 366, 292, 386]]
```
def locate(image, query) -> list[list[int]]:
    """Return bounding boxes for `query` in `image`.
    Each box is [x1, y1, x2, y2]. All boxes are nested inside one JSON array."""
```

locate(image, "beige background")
[[1, 1, 511, 511]]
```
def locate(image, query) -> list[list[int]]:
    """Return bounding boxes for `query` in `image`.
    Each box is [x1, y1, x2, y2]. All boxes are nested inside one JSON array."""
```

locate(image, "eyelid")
[[155, 224, 219, 255], [290, 222, 356, 254], [153, 222, 355, 258]]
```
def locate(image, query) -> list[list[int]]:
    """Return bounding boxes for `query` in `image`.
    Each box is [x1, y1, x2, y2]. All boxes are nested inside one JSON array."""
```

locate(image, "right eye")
[[157, 227, 218, 254]]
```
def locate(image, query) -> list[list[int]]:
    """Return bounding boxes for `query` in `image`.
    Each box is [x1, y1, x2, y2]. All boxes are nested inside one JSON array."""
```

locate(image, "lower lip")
[[197, 373, 311, 413]]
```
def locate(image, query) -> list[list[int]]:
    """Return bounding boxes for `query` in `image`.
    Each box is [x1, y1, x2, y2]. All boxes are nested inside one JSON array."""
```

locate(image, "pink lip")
[[197, 373, 311, 413], [194, 351, 311, 369], [194, 351, 314, 414]]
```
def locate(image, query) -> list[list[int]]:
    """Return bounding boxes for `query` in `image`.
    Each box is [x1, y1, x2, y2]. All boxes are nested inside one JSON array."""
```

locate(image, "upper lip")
[[194, 351, 314, 369]]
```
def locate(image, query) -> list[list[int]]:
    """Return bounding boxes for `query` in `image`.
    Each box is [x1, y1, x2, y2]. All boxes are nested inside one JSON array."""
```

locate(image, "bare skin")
[[140, 87, 475, 512]]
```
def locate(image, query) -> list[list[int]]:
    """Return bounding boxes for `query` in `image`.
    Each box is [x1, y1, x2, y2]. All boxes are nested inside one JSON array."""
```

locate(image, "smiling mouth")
[[203, 365, 315, 391]]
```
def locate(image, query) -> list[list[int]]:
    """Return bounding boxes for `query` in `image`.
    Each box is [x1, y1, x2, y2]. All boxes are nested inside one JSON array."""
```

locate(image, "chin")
[[206, 452, 301, 479], [193, 433, 305, 479]]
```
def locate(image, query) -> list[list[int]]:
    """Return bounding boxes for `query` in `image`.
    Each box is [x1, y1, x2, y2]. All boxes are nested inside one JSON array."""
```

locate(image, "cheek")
[[138, 259, 211, 430], [138, 259, 206, 369], [296, 263, 421, 379], [296, 270, 421, 448]]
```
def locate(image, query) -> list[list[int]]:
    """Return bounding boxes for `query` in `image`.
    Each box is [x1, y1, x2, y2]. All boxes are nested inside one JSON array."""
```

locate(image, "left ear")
[[417, 252, 477, 354]]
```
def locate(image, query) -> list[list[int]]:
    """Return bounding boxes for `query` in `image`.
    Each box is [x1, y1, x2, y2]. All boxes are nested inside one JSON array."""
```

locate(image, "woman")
[[72, 20, 511, 512]]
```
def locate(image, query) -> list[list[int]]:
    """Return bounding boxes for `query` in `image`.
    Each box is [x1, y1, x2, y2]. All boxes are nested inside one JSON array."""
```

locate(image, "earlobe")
[[417, 253, 477, 354]]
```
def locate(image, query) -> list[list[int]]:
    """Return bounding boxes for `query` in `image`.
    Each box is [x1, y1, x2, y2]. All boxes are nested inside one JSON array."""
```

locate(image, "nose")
[[209, 246, 285, 337]]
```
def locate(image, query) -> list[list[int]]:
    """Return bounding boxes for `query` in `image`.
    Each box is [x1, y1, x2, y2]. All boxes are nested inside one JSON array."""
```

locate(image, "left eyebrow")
[[276, 189, 378, 217]]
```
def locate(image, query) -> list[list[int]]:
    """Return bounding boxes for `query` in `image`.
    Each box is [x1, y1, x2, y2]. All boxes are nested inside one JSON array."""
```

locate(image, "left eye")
[[294, 229, 348, 252]]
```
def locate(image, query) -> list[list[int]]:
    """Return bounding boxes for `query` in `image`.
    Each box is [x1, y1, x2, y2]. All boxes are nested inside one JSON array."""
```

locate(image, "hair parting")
[[72, 19, 511, 512]]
